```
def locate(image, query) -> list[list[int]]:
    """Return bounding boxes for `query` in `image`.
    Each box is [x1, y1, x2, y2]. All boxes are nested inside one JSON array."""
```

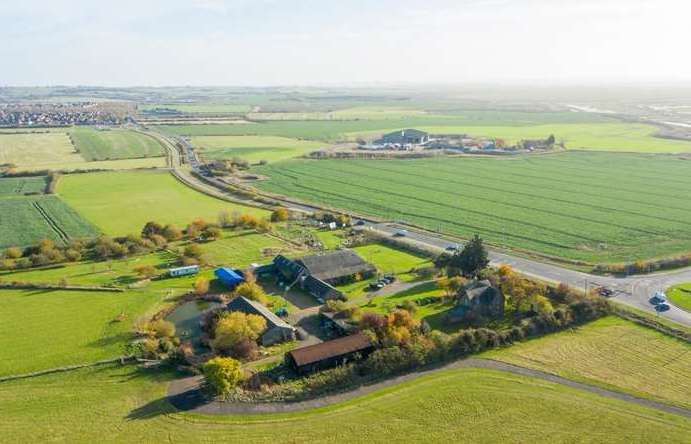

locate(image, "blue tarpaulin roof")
[[215, 267, 245, 288]]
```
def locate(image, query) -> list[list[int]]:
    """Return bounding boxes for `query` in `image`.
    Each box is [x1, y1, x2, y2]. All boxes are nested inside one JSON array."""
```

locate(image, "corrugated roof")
[[287, 333, 373, 367], [297, 250, 375, 282], [227, 296, 294, 331]]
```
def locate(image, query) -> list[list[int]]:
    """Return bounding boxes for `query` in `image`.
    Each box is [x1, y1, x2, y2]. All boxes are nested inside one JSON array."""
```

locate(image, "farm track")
[[32, 200, 70, 244], [167, 358, 691, 418]]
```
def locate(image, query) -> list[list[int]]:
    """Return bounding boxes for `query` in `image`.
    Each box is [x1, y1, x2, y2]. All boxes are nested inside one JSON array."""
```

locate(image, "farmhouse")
[[227, 296, 297, 346], [215, 267, 245, 290], [168, 265, 199, 278], [374, 129, 429, 146], [285, 333, 374, 375], [447, 280, 504, 323]]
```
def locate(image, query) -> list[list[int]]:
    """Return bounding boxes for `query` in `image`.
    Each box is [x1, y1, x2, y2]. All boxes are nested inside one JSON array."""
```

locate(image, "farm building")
[[375, 129, 429, 145], [447, 280, 504, 323], [320, 311, 358, 337], [285, 333, 374, 375], [272, 250, 375, 301], [227, 296, 296, 346], [168, 265, 200, 277], [215, 267, 245, 290]]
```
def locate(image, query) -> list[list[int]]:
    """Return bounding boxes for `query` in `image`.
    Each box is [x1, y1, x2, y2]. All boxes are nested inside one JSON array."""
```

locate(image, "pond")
[[165, 299, 223, 351]]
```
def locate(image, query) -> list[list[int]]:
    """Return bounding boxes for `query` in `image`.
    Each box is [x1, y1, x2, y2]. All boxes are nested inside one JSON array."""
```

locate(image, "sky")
[[2, 0, 691, 86]]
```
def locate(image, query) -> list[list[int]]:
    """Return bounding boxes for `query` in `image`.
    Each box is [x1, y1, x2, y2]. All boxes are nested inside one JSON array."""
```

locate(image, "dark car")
[[655, 303, 670, 312], [355, 220, 366, 226], [597, 287, 613, 297]]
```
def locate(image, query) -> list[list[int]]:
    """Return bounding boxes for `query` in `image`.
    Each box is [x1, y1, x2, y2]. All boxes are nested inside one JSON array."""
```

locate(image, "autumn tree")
[[270, 208, 290, 222], [194, 277, 210, 295], [212, 312, 267, 355], [202, 357, 244, 396], [233, 281, 269, 305]]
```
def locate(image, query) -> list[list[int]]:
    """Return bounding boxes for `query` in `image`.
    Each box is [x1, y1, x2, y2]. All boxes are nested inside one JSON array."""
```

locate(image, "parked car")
[[445, 244, 461, 251], [355, 220, 366, 226], [655, 303, 670, 312], [650, 291, 667, 305], [597, 287, 613, 297]]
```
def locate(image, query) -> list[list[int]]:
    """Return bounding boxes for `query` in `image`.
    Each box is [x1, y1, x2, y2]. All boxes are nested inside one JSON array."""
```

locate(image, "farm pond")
[[165, 300, 223, 351]]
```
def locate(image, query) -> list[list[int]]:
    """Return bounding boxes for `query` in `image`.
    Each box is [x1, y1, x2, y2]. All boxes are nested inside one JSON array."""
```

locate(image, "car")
[[655, 303, 670, 312], [355, 220, 366, 226], [650, 291, 667, 305], [597, 287, 613, 297], [393, 229, 408, 237], [445, 244, 461, 251]]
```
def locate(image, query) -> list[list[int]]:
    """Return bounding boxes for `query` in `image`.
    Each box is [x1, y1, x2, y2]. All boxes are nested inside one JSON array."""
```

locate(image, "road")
[[146, 127, 691, 327]]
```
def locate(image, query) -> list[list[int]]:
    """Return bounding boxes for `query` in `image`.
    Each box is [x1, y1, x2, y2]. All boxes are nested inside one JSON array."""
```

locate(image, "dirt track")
[[167, 358, 691, 418]]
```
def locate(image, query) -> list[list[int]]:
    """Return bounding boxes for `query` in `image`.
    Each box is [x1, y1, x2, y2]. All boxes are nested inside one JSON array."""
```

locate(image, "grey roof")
[[274, 254, 305, 281], [463, 280, 499, 305], [297, 250, 376, 282], [227, 296, 294, 331], [382, 128, 428, 138], [304, 274, 344, 300]]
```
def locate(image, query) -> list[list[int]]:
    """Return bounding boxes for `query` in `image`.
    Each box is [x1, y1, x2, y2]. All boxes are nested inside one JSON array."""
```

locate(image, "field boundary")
[[0, 282, 125, 292], [0, 356, 135, 383], [32, 200, 70, 243]]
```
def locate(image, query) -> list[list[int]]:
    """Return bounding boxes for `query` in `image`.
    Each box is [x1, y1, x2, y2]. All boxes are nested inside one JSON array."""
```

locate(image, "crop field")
[[70, 127, 164, 161], [0, 288, 169, 377], [58, 171, 268, 236], [0, 196, 99, 249], [191, 135, 326, 163], [0, 176, 48, 196], [255, 152, 691, 263], [1, 366, 689, 443], [668, 283, 691, 312], [484, 316, 691, 409], [0, 131, 84, 169]]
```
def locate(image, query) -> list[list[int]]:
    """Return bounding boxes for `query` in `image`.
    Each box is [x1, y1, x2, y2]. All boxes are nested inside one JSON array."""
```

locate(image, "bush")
[[212, 311, 267, 355], [194, 277, 210, 295], [202, 357, 244, 396], [270, 208, 290, 222]]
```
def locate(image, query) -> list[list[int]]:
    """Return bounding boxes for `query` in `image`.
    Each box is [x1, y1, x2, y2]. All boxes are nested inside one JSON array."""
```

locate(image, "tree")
[[3, 247, 22, 259], [202, 357, 243, 396], [162, 224, 183, 241], [546, 134, 556, 146], [218, 210, 233, 228], [194, 277, 210, 295], [134, 265, 157, 278], [202, 226, 222, 241], [452, 235, 489, 277], [234, 281, 269, 305], [270, 208, 290, 222], [438, 276, 466, 298], [144, 319, 176, 339], [183, 244, 204, 259], [212, 312, 267, 354], [141, 221, 164, 239]]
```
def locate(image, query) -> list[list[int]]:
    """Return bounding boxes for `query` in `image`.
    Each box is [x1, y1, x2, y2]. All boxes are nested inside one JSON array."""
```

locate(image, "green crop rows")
[[255, 152, 691, 263], [0, 176, 48, 197]]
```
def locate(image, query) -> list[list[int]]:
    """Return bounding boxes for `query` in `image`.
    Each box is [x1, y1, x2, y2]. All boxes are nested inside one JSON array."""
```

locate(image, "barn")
[[375, 129, 429, 145], [285, 333, 374, 375], [227, 296, 296, 346]]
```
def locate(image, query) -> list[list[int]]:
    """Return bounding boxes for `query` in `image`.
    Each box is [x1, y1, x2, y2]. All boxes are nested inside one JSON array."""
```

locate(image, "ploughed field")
[[255, 152, 691, 263]]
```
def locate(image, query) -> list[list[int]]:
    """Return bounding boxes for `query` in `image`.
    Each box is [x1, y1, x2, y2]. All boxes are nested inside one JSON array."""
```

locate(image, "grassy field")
[[255, 152, 691, 263], [1, 365, 689, 443], [199, 230, 304, 268], [70, 128, 164, 161], [0, 176, 48, 196], [352, 243, 431, 277], [0, 288, 170, 377], [140, 103, 251, 114], [668, 284, 691, 312], [0, 195, 99, 249], [192, 135, 326, 163], [363, 281, 453, 329], [58, 171, 268, 236], [484, 316, 691, 409], [0, 131, 83, 169]]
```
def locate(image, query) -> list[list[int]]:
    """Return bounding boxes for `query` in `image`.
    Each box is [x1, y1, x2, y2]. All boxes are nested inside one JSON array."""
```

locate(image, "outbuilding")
[[168, 265, 200, 277], [285, 333, 374, 375], [227, 296, 296, 346], [375, 129, 429, 145], [215, 267, 245, 290]]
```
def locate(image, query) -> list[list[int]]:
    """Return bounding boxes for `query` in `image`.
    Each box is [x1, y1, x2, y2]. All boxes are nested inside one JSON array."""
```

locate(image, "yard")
[[58, 170, 268, 236], [483, 316, 691, 409], [0, 365, 689, 442]]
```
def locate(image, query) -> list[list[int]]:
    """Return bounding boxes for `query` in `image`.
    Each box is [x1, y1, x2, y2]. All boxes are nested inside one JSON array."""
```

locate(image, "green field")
[[352, 243, 430, 277], [0, 288, 168, 377], [70, 128, 164, 161], [364, 281, 453, 329], [0, 196, 99, 249], [668, 284, 691, 312], [0, 131, 83, 169], [484, 316, 691, 409], [254, 152, 691, 263], [192, 135, 326, 163], [140, 103, 251, 114], [200, 230, 304, 268], [158, 111, 691, 152], [1, 365, 689, 443], [58, 171, 268, 235], [0, 176, 48, 196]]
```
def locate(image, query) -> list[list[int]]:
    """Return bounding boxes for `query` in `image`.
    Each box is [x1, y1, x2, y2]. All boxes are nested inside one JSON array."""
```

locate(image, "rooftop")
[[297, 250, 375, 282], [287, 333, 372, 367], [227, 296, 294, 331]]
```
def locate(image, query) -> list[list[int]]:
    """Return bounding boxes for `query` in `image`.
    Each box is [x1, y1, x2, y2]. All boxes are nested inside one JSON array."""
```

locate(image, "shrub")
[[3, 247, 22, 259], [212, 312, 267, 355], [194, 277, 210, 295], [270, 208, 290, 222], [202, 357, 244, 396], [234, 281, 269, 305]]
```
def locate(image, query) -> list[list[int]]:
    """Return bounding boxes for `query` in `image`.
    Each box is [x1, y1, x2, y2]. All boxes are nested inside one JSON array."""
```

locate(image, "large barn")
[[375, 129, 429, 145], [285, 333, 374, 375]]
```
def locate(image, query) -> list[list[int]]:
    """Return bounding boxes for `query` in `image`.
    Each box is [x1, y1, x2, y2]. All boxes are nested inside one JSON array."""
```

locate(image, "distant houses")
[[285, 333, 374, 375], [227, 296, 296, 346], [374, 129, 430, 146]]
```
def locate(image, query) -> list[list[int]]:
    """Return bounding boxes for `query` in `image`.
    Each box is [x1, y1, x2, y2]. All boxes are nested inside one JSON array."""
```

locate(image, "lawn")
[[191, 135, 326, 163], [668, 283, 691, 312], [0, 195, 99, 249], [199, 230, 304, 268], [58, 171, 268, 236], [1, 365, 689, 443], [70, 127, 165, 161], [0, 176, 48, 196], [255, 152, 691, 263], [0, 288, 173, 377], [483, 316, 691, 409], [352, 243, 430, 278]]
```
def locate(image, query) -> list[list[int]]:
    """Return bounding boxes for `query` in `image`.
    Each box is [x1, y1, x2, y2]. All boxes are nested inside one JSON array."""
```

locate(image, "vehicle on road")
[[597, 287, 613, 297], [655, 303, 671, 312], [393, 229, 408, 237], [650, 291, 667, 305]]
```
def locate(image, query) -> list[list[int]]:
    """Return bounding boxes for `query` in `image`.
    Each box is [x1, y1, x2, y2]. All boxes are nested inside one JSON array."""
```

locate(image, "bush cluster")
[[593, 254, 691, 276]]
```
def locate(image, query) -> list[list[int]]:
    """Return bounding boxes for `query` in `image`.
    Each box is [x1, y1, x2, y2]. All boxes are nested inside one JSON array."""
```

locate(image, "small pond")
[[165, 300, 223, 351]]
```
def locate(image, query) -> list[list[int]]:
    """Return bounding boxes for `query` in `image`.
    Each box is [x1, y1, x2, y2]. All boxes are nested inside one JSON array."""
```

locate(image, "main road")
[[146, 127, 691, 327]]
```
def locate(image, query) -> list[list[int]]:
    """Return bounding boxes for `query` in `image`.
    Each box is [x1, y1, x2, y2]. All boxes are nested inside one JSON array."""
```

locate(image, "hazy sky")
[[2, 0, 690, 86]]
